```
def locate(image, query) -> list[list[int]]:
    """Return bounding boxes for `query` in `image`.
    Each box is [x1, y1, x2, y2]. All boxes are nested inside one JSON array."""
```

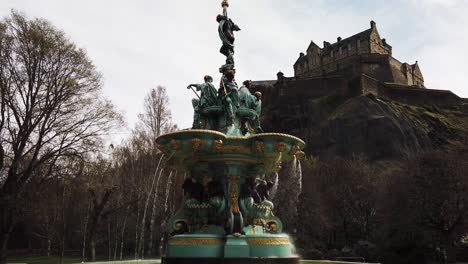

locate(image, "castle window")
[[357, 39, 361, 48], [331, 50, 334, 58], [339, 47, 342, 55], [348, 44, 352, 51]]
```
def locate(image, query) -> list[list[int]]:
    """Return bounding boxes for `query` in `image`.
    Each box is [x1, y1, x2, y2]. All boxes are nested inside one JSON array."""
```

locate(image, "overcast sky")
[[1, 0, 467, 143]]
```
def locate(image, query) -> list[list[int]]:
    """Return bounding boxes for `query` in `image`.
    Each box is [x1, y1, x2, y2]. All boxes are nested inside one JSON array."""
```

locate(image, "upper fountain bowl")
[[156, 129, 305, 173]]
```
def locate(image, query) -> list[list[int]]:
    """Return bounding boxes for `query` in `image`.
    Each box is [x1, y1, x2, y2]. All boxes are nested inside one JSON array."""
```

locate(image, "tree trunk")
[[0, 231, 11, 264], [91, 240, 96, 262], [134, 197, 141, 260], [60, 183, 66, 264], [443, 233, 456, 263], [87, 190, 113, 261], [81, 201, 90, 262], [120, 208, 128, 260], [47, 239, 51, 257], [108, 216, 111, 261], [113, 214, 119, 260], [0, 189, 18, 264]]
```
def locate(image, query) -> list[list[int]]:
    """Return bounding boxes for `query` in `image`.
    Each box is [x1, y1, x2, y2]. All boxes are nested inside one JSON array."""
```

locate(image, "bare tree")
[[0, 19, 11, 175], [138, 86, 177, 142], [405, 151, 468, 263], [0, 11, 121, 263]]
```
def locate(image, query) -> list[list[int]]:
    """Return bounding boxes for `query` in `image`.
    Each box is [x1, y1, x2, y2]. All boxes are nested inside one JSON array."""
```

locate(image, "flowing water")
[[273, 155, 303, 232], [163, 171, 174, 213], [269, 172, 279, 200]]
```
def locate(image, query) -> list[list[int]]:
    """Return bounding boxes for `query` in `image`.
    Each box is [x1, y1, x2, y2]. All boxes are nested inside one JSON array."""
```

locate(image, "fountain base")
[[156, 130, 305, 264], [162, 257, 300, 264], [163, 234, 299, 264]]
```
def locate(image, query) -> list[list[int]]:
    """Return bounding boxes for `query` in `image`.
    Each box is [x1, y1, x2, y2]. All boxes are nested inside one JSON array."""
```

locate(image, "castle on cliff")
[[252, 21, 464, 107], [294, 21, 424, 88]]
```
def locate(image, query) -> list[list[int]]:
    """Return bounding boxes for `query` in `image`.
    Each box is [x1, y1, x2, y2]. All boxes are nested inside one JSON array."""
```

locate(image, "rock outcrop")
[[262, 93, 467, 161]]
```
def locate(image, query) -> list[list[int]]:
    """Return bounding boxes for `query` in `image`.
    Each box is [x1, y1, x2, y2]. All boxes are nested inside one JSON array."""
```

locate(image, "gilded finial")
[[222, 0, 229, 17]]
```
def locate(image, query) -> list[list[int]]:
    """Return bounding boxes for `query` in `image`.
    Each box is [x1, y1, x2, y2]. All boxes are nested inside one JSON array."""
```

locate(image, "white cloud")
[[1, 0, 467, 143]]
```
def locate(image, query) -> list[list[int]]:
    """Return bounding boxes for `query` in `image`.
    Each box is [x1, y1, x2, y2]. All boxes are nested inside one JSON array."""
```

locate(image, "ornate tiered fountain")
[[156, 1, 305, 263]]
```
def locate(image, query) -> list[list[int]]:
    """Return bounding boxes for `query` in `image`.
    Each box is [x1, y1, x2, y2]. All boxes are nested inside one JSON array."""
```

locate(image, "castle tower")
[[293, 21, 424, 88]]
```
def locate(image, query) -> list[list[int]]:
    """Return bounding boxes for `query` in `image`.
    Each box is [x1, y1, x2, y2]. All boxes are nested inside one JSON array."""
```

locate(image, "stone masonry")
[[293, 21, 424, 88], [251, 21, 464, 108]]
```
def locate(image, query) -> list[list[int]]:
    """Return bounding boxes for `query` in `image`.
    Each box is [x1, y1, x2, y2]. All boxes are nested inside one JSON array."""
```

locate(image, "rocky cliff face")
[[263, 93, 467, 161]]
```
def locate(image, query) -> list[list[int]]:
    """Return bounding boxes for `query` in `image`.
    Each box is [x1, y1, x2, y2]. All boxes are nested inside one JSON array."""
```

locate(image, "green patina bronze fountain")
[[156, 1, 305, 263]]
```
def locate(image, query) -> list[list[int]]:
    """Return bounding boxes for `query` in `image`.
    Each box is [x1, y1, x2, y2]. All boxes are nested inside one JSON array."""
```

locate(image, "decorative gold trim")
[[253, 141, 265, 153], [211, 139, 252, 154], [289, 145, 300, 155], [156, 130, 305, 146], [173, 219, 190, 232], [275, 142, 287, 153], [267, 222, 278, 232], [252, 218, 267, 226], [228, 176, 241, 214], [169, 238, 224, 246], [211, 139, 224, 152], [190, 138, 203, 152], [246, 238, 291, 246], [170, 140, 181, 151], [197, 157, 262, 164], [250, 133, 305, 146], [254, 204, 272, 215], [186, 203, 213, 209], [219, 145, 252, 154], [295, 151, 306, 160], [254, 204, 272, 210], [157, 129, 226, 140]]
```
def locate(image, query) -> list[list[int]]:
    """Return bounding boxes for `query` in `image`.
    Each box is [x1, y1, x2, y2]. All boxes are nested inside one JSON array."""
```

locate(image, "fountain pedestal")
[[156, 130, 304, 264], [156, 1, 306, 263]]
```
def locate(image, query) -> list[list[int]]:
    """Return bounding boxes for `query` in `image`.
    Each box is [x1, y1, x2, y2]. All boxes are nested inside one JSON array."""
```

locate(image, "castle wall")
[[307, 52, 321, 69], [297, 52, 424, 89], [412, 66, 424, 87], [297, 52, 426, 91], [358, 39, 371, 54], [388, 57, 411, 85], [282, 76, 348, 99], [254, 74, 462, 112], [252, 76, 349, 108], [379, 84, 461, 106], [355, 74, 460, 106], [250, 80, 277, 104], [369, 30, 391, 55], [360, 74, 381, 96], [359, 54, 391, 82], [413, 74, 424, 87]]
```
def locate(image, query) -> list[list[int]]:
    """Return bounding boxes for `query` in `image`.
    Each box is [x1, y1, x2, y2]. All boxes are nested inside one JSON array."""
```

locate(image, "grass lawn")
[[7, 256, 80, 264]]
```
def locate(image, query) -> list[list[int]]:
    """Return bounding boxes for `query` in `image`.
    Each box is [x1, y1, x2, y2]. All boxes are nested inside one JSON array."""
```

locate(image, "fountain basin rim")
[[156, 129, 305, 146]]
